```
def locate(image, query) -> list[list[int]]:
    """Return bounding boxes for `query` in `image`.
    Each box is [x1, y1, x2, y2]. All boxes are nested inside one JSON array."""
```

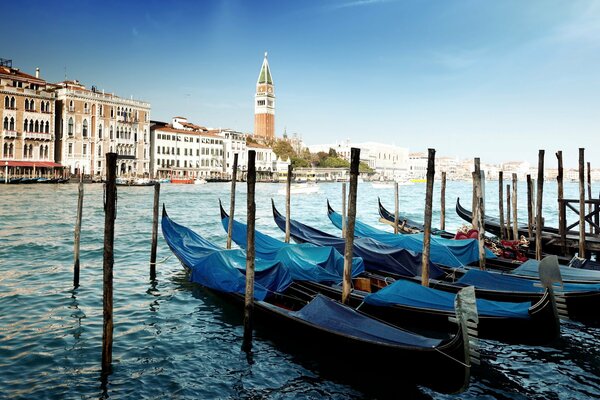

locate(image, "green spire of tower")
[[257, 52, 273, 85]]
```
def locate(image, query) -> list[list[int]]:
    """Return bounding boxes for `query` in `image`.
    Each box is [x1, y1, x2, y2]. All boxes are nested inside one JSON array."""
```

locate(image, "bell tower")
[[254, 52, 275, 140]]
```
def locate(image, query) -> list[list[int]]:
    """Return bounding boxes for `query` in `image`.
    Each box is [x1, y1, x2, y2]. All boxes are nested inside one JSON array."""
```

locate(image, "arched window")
[[45, 121, 49, 133], [3, 117, 8, 130], [98, 125, 103, 139], [3, 143, 7, 157], [34, 120, 39, 133], [110, 126, 113, 139], [44, 145, 48, 158], [29, 144, 33, 158], [69, 100, 74, 111], [25, 99, 30, 111], [39, 145, 44, 159], [46, 101, 50, 112], [4, 96, 9, 108], [68, 118, 74, 136], [30, 99, 35, 111], [9, 117, 14, 131], [98, 144, 102, 156], [23, 118, 28, 132], [29, 120, 33, 132], [110, 108, 114, 118], [117, 107, 121, 117], [99, 104, 103, 116], [40, 102, 45, 113], [82, 120, 88, 137], [10, 97, 15, 109]]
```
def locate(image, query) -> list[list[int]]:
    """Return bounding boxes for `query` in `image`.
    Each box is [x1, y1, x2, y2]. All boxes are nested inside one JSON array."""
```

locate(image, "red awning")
[[0, 160, 64, 168]]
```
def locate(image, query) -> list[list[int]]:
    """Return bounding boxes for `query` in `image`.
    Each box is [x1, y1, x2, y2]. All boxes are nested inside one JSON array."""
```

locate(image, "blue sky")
[[3, 0, 599, 167]]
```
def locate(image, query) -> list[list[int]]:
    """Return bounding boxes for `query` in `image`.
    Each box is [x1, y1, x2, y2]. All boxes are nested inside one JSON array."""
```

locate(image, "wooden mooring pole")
[[512, 173, 518, 241], [498, 171, 504, 240], [226, 153, 238, 249], [242, 150, 256, 352], [556, 151, 566, 255], [285, 164, 292, 243], [473, 165, 486, 270], [472, 159, 480, 228], [421, 149, 435, 287], [150, 183, 160, 280], [73, 174, 84, 287], [506, 184, 512, 240], [440, 171, 446, 231], [394, 181, 399, 234], [342, 148, 360, 304], [579, 148, 586, 257], [341, 182, 347, 238], [587, 162, 592, 235], [526, 174, 533, 240], [102, 153, 117, 373], [535, 150, 545, 260]]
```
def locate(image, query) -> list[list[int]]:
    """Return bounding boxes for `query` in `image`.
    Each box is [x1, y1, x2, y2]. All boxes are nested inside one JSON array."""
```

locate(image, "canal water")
[[0, 181, 598, 399]]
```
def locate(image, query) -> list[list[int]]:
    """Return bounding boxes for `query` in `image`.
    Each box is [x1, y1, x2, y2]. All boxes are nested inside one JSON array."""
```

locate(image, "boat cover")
[[291, 294, 442, 348], [328, 207, 496, 268], [272, 203, 446, 279], [162, 212, 293, 300], [365, 280, 531, 319], [457, 269, 600, 294], [511, 259, 600, 282], [220, 210, 365, 282]]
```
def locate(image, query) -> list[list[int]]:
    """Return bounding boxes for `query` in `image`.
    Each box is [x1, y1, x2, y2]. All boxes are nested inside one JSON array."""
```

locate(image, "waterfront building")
[[247, 141, 277, 180], [222, 129, 247, 179], [254, 53, 275, 141], [0, 60, 61, 179], [51, 80, 151, 177], [150, 117, 224, 179]]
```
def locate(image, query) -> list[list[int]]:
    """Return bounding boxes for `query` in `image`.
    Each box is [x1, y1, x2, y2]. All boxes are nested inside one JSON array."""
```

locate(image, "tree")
[[272, 139, 295, 160], [328, 148, 338, 158]]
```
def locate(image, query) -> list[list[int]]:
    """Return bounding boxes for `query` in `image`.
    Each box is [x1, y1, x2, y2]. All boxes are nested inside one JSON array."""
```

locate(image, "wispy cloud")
[[325, 0, 393, 11], [547, 1, 600, 46]]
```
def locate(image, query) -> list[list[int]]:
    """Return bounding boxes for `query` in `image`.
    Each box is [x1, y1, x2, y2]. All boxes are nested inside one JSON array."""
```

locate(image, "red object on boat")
[[454, 229, 479, 240], [171, 178, 194, 184]]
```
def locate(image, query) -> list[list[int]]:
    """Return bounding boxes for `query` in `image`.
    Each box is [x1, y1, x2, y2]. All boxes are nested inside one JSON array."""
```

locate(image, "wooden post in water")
[[394, 182, 399, 234], [341, 182, 347, 238], [579, 148, 586, 257], [421, 148, 435, 287], [472, 158, 480, 228], [226, 153, 238, 249], [526, 174, 533, 240], [498, 171, 504, 240], [102, 153, 117, 373], [587, 162, 592, 235], [535, 150, 545, 260], [473, 167, 486, 270], [242, 150, 256, 352], [440, 171, 446, 231], [506, 185, 512, 240], [556, 151, 566, 255], [342, 148, 360, 304], [285, 164, 292, 243], [73, 174, 84, 287], [150, 183, 160, 280], [512, 173, 518, 241]]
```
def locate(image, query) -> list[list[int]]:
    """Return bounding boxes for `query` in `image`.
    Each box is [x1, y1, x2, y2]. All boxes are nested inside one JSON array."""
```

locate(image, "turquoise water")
[[0, 181, 599, 399]]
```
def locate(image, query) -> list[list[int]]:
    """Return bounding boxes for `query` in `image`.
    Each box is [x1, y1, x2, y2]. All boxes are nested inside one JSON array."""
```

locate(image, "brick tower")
[[254, 52, 275, 140]]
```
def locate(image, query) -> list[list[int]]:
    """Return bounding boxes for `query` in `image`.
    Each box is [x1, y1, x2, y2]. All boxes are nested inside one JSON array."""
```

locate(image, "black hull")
[[377, 198, 455, 238]]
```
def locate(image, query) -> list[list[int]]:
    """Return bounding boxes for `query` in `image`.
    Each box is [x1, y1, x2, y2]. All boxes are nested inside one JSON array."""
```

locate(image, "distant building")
[[51, 80, 151, 177], [0, 61, 61, 179], [254, 52, 275, 141]]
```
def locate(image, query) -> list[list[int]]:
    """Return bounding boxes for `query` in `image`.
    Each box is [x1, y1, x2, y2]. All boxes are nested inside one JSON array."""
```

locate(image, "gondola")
[[271, 201, 600, 323], [378, 197, 455, 238], [162, 205, 472, 394], [219, 202, 559, 344]]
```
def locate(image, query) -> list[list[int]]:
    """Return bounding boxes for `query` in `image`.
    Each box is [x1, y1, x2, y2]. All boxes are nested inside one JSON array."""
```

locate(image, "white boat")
[[277, 183, 319, 195], [371, 181, 394, 189], [194, 178, 207, 185]]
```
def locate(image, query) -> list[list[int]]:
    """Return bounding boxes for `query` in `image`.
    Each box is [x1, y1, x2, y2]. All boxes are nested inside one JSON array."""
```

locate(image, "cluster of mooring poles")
[[74, 147, 596, 373]]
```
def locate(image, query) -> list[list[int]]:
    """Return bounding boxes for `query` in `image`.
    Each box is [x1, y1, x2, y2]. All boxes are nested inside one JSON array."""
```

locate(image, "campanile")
[[254, 52, 275, 140]]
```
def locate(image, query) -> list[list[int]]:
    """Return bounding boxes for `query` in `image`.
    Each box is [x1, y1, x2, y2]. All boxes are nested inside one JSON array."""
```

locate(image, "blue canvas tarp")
[[162, 211, 293, 300], [220, 209, 364, 282], [365, 280, 531, 319], [511, 259, 600, 282], [271, 202, 446, 279], [327, 206, 496, 268]]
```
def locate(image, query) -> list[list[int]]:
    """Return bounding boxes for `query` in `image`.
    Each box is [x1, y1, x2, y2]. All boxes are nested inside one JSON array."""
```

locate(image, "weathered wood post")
[[536, 150, 545, 260], [441, 171, 446, 231], [512, 173, 518, 241], [579, 148, 586, 257], [285, 164, 292, 243], [472, 158, 480, 228], [506, 185, 512, 240], [394, 181, 399, 234], [556, 151, 566, 255], [226, 153, 238, 249], [526, 174, 533, 240], [242, 150, 256, 352], [150, 182, 160, 280], [498, 171, 504, 240], [587, 162, 592, 235], [342, 148, 360, 304], [102, 152, 117, 373], [421, 148, 435, 287], [73, 173, 84, 287], [341, 182, 347, 238]]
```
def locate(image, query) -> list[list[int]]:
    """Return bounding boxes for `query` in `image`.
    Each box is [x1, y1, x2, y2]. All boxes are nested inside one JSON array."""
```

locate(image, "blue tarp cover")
[[220, 213, 364, 282], [162, 212, 293, 300], [291, 294, 443, 348], [272, 205, 446, 279], [511, 259, 600, 282], [457, 269, 600, 294], [328, 209, 496, 268], [365, 280, 531, 319]]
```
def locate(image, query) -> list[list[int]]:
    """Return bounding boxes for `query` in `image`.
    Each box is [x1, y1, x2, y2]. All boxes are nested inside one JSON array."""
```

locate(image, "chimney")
[[35, 67, 40, 78]]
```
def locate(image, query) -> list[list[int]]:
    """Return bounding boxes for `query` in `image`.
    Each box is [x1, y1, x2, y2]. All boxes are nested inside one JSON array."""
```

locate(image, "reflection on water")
[[0, 182, 598, 399]]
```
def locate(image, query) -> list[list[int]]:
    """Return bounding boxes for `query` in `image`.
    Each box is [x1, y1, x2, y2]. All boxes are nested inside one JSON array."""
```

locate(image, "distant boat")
[[171, 177, 195, 184], [410, 178, 426, 183], [371, 181, 394, 189], [278, 183, 319, 195], [194, 178, 207, 185]]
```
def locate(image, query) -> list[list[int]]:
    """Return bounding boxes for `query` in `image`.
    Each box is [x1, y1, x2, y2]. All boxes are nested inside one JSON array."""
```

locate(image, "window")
[[10, 97, 15, 109], [69, 100, 74, 111], [3, 117, 7, 130], [82, 120, 88, 137], [98, 144, 102, 156], [111, 108, 114, 118], [99, 105, 103, 116], [68, 143, 73, 156], [35, 120, 39, 133], [257, 100, 265, 106], [83, 144, 87, 155], [29, 120, 33, 132], [8, 117, 14, 131], [25, 99, 30, 111], [3, 96, 8, 108], [157, 147, 161, 154], [98, 125, 103, 139], [110, 126, 113, 139], [30, 99, 35, 111], [39, 146, 44, 159]]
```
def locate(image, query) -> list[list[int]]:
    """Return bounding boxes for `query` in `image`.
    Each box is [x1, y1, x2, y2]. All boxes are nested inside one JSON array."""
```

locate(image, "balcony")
[[84, 108, 91, 114], [68, 106, 75, 112], [3, 130, 17, 138], [24, 132, 52, 141]]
